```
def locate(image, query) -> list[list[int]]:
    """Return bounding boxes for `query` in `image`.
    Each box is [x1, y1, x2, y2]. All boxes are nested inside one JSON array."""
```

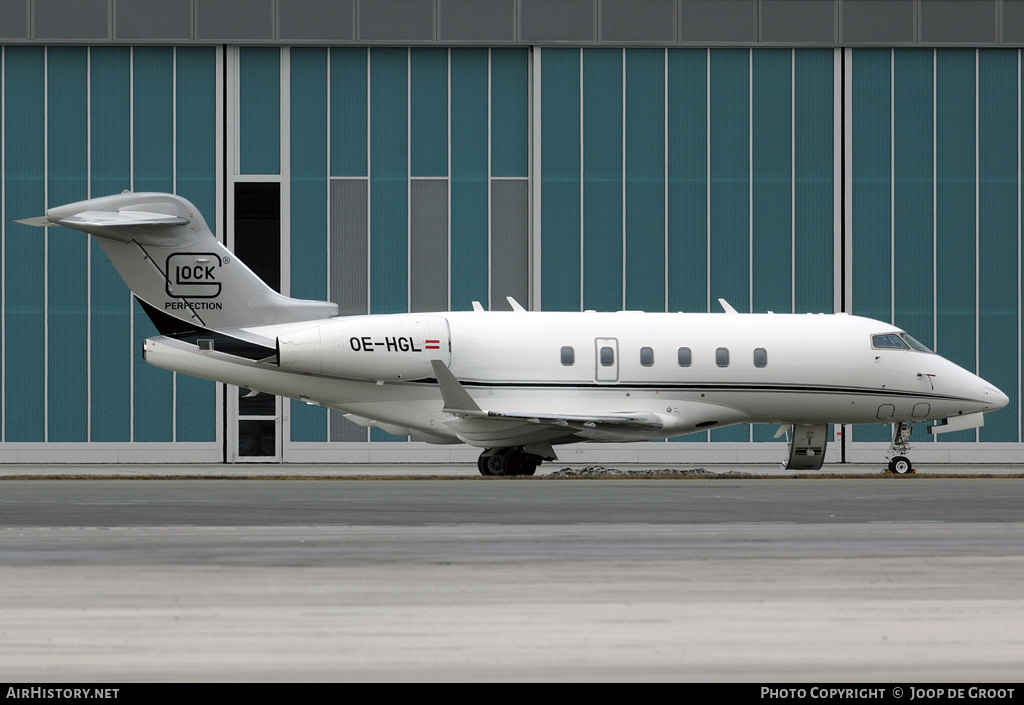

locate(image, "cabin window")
[[640, 347, 654, 367], [753, 347, 767, 368], [599, 346, 615, 366], [560, 346, 575, 366], [677, 347, 692, 367], [716, 347, 730, 367]]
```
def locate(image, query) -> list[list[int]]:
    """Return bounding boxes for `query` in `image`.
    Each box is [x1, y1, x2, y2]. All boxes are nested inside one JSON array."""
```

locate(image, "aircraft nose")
[[986, 385, 1010, 411]]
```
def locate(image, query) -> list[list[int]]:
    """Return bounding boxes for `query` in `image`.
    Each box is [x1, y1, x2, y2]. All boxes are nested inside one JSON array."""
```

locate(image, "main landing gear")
[[477, 447, 543, 477], [887, 421, 915, 475]]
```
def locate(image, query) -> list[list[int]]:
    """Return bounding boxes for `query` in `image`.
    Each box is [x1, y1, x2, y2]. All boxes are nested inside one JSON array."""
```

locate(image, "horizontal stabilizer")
[[18, 210, 189, 228]]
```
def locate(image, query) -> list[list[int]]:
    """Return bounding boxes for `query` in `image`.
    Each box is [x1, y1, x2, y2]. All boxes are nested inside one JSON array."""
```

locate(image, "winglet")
[[430, 360, 482, 413], [718, 298, 738, 314]]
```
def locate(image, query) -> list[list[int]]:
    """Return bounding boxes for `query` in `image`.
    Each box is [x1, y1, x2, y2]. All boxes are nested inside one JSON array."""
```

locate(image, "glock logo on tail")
[[166, 253, 223, 298]]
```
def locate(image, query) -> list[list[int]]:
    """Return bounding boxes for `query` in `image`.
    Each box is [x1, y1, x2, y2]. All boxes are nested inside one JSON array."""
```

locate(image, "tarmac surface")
[[0, 465, 1022, 682]]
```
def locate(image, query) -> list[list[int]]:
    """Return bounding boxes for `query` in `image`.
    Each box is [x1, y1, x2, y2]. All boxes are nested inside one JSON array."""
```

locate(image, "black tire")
[[505, 450, 539, 476], [888, 455, 912, 474], [478, 450, 505, 476]]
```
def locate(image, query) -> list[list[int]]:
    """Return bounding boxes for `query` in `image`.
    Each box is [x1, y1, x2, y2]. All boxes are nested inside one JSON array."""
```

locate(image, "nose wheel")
[[886, 422, 916, 474]]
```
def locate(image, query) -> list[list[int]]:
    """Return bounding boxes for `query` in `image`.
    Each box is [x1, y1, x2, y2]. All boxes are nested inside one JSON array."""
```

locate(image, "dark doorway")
[[234, 182, 281, 293]]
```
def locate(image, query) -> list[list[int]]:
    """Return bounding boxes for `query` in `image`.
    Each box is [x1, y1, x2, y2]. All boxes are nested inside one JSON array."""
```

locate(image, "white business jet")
[[20, 192, 1009, 475]]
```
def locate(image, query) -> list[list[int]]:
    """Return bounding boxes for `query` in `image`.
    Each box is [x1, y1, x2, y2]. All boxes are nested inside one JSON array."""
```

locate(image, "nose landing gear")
[[886, 422, 915, 474]]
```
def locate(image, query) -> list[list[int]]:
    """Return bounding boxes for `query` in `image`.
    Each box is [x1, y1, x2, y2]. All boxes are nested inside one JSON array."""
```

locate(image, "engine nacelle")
[[277, 315, 451, 381]]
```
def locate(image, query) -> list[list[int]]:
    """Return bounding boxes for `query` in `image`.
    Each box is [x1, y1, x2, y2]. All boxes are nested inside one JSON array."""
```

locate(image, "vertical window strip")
[[579, 48, 584, 311], [1, 46, 4, 441], [791, 49, 796, 313], [171, 46, 177, 442], [748, 49, 754, 317], [448, 47, 452, 311], [488, 48, 492, 311], [932, 49, 938, 357], [705, 48, 711, 314], [663, 48, 669, 312], [43, 47, 49, 441], [86, 47, 92, 441], [975, 48, 980, 442], [621, 48, 626, 312], [890, 48, 895, 326]]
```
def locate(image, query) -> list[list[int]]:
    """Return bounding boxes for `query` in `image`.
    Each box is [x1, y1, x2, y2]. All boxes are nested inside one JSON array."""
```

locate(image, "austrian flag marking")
[[425, 339, 440, 350]]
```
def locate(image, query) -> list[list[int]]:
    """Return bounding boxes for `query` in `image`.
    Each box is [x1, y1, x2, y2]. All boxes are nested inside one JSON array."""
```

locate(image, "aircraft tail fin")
[[19, 192, 338, 334]]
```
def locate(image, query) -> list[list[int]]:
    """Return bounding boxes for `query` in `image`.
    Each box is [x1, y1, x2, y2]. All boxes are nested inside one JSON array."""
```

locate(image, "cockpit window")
[[900, 333, 933, 353], [872, 333, 909, 350]]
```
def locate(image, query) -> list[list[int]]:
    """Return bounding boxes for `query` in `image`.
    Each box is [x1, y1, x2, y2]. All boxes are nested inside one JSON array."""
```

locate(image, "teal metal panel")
[[709, 49, 750, 442], [3, 47, 45, 441], [851, 50, 891, 325], [540, 48, 581, 311], [666, 49, 708, 318], [793, 49, 834, 315], [370, 48, 408, 316], [751, 49, 791, 316], [330, 48, 367, 178], [935, 49, 977, 442], [625, 48, 665, 313], [582, 48, 622, 312], [410, 48, 447, 178], [450, 48, 488, 311], [174, 46, 218, 443], [850, 50, 892, 444], [977, 49, 1018, 442], [239, 47, 280, 175], [89, 47, 132, 442], [667, 48, 708, 443], [751, 49, 792, 443], [46, 47, 89, 442], [709, 49, 749, 314], [132, 47, 174, 441], [491, 48, 529, 178], [290, 47, 329, 442], [892, 49, 934, 348]]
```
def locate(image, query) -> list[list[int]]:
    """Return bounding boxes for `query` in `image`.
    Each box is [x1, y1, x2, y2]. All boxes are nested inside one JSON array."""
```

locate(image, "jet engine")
[[277, 314, 451, 381]]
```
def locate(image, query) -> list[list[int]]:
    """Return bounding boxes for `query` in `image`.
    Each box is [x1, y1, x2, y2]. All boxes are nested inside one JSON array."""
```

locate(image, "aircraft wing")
[[429, 360, 735, 447]]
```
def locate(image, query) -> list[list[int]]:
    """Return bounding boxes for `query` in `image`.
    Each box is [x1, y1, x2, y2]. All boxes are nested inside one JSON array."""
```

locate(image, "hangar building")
[[0, 0, 1020, 466]]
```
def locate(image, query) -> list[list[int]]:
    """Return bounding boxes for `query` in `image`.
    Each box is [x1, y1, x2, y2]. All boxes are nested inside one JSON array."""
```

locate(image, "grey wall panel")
[[116, 0, 191, 41], [521, 0, 596, 42], [440, 0, 516, 42], [360, 0, 435, 41], [196, 0, 274, 41], [330, 179, 370, 316], [409, 179, 450, 313], [490, 179, 529, 310], [601, 0, 676, 43], [0, 0, 28, 39], [34, 0, 108, 39], [329, 409, 369, 441], [920, 0, 997, 44], [841, 0, 915, 44], [1004, 0, 1024, 43], [680, 0, 757, 43], [279, 0, 354, 41], [763, 0, 837, 43]]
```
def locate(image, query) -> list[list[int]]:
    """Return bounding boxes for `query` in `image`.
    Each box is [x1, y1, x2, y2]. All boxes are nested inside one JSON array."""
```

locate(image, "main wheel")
[[505, 450, 539, 477], [477, 448, 512, 476], [888, 455, 913, 475]]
